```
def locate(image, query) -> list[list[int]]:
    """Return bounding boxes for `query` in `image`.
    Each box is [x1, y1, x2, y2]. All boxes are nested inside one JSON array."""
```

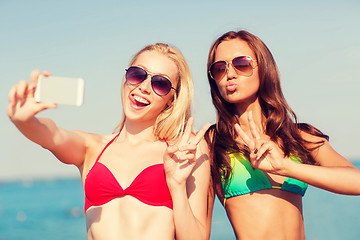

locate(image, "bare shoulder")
[[187, 133, 212, 198], [74, 130, 116, 148], [299, 129, 327, 144], [79, 132, 120, 179], [204, 124, 215, 144], [197, 137, 210, 157], [299, 129, 354, 167]]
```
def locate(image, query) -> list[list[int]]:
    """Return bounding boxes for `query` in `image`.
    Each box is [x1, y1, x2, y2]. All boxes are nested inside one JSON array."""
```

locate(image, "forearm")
[[284, 160, 360, 195], [171, 184, 208, 240], [12, 117, 60, 150], [12, 116, 86, 165]]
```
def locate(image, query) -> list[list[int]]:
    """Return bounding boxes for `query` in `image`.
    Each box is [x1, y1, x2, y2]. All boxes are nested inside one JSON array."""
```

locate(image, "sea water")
[[0, 162, 359, 240]]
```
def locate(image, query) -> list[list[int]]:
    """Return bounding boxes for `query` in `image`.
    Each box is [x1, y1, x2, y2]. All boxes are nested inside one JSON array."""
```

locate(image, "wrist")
[[12, 116, 36, 129], [280, 157, 297, 177], [167, 179, 187, 195]]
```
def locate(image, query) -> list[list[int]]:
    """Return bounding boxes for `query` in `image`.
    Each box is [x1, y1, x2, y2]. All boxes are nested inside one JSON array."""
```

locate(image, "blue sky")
[[1, 0, 359, 180]]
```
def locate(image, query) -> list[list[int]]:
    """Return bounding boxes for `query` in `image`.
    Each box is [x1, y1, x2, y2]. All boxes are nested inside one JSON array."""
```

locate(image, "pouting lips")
[[226, 82, 237, 92]]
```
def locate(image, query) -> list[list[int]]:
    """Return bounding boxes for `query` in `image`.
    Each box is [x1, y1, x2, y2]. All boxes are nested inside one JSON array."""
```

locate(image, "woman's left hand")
[[235, 111, 289, 175], [164, 117, 211, 189]]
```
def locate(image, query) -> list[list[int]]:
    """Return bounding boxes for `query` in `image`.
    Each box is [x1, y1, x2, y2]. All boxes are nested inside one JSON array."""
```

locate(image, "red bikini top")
[[84, 133, 173, 212]]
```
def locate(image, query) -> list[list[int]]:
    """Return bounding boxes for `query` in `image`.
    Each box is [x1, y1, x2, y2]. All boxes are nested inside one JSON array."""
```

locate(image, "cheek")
[[122, 84, 129, 99], [215, 80, 227, 97], [251, 72, 261, 92], [153, 93, 173, 108], [159, 96, 173, 112], [123, 83, 136, 95], [240, 78, 260, 96], [166, 94, 174, 106], [121, 83, 136, 104]]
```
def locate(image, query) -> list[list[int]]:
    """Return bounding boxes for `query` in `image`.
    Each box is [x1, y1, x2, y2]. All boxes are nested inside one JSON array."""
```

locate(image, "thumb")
[[33, 102, 58, 115]]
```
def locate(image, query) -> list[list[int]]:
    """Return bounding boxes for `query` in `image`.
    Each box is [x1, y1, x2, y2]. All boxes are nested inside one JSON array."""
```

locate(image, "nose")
[[226, 62, 237, 80], [138, 76, 152, 94]]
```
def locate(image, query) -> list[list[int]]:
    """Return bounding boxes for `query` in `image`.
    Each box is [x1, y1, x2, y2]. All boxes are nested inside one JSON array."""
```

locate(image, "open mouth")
[[131, 94, 150, 107]]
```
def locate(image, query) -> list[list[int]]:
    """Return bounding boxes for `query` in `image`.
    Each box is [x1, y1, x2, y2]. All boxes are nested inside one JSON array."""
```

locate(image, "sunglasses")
[[125, 66, 176, 96], [209, 56, 257, 81]]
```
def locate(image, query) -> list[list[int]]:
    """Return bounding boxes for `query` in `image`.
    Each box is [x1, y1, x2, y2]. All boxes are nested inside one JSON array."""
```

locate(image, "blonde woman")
[[8, 43, 213, 240]]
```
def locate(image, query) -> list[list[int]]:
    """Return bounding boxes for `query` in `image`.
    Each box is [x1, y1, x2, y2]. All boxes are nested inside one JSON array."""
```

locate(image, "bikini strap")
[[95, 132, 121, 163]]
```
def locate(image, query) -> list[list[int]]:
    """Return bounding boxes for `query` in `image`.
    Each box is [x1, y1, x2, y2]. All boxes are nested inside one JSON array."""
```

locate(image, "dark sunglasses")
[[125, 66, 176, 96], [209, 56, 256, 81]]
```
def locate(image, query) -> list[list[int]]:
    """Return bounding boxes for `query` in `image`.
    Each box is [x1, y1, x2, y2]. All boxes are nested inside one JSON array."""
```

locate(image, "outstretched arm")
[[164, 119, 214, 240], [283, 134, 360, 195], [236, 111, 360, 195], [7, 70, 87, 167]]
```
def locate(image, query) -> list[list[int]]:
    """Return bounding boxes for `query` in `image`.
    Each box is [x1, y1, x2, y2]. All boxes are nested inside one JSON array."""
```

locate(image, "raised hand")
[[235, 111, 288, 175], [164, 117, 211, 189], [7, 70, 57, 124]]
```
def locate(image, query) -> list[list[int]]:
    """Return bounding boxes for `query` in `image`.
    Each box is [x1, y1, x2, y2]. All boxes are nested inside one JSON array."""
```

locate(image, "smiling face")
[[122, 50, 178, 125], [213, 39, 260, 106]]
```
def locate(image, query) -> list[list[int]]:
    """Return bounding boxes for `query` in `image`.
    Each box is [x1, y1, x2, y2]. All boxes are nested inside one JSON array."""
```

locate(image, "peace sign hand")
[[164, 117, 211, 190], [235, 111, 287, 175]]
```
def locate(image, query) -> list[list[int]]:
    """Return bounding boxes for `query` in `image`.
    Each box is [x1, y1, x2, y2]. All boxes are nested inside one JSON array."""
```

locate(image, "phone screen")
[[34, 75, 85, 106]]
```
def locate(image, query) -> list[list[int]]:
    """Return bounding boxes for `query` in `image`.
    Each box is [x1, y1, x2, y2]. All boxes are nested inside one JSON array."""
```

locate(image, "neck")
[[234, 97, 265, 134], [118, 119, 157, 144]]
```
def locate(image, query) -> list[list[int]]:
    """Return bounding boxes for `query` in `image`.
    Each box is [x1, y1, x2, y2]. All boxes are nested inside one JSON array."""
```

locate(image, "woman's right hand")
[[7, 69, 88, 167], [7, 70, 57, 124], [235, 111, 289, 175]]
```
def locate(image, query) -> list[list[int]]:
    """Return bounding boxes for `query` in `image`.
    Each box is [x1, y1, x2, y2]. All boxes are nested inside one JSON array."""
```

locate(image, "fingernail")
[[254, 149, 258, 154]]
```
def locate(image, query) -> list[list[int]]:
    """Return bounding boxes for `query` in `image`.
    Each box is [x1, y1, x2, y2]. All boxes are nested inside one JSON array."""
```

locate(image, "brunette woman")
[[205, 30, 360, 239]]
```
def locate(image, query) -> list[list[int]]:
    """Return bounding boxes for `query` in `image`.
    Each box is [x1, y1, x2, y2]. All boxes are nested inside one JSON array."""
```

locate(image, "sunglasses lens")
[[232, 57, 253, 76], [151, 76, 172, 96], [210, 61, 227, 81], [126, 66, 147, 85]]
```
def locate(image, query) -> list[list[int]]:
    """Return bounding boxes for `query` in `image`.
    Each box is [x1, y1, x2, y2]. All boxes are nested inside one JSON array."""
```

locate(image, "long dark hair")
[[205, 30, 329, 181]]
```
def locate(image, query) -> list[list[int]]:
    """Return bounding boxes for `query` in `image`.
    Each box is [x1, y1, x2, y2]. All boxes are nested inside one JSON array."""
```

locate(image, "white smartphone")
[[34, 75, 85, 106]]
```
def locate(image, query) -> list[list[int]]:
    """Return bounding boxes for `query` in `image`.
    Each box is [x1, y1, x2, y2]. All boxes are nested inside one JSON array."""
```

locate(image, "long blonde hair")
[[115, 43, 193, 143]]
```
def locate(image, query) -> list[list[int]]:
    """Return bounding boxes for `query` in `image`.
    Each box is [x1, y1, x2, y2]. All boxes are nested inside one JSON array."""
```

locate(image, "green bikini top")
[[221, 152, 308, 200]]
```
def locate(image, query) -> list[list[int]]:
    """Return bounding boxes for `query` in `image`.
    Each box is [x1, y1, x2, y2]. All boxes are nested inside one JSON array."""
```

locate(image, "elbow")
[[352, 181, 360, 195], [345, 173, 360, 196], [352, 168, 360, 195], [342, 166, 360, 195]]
